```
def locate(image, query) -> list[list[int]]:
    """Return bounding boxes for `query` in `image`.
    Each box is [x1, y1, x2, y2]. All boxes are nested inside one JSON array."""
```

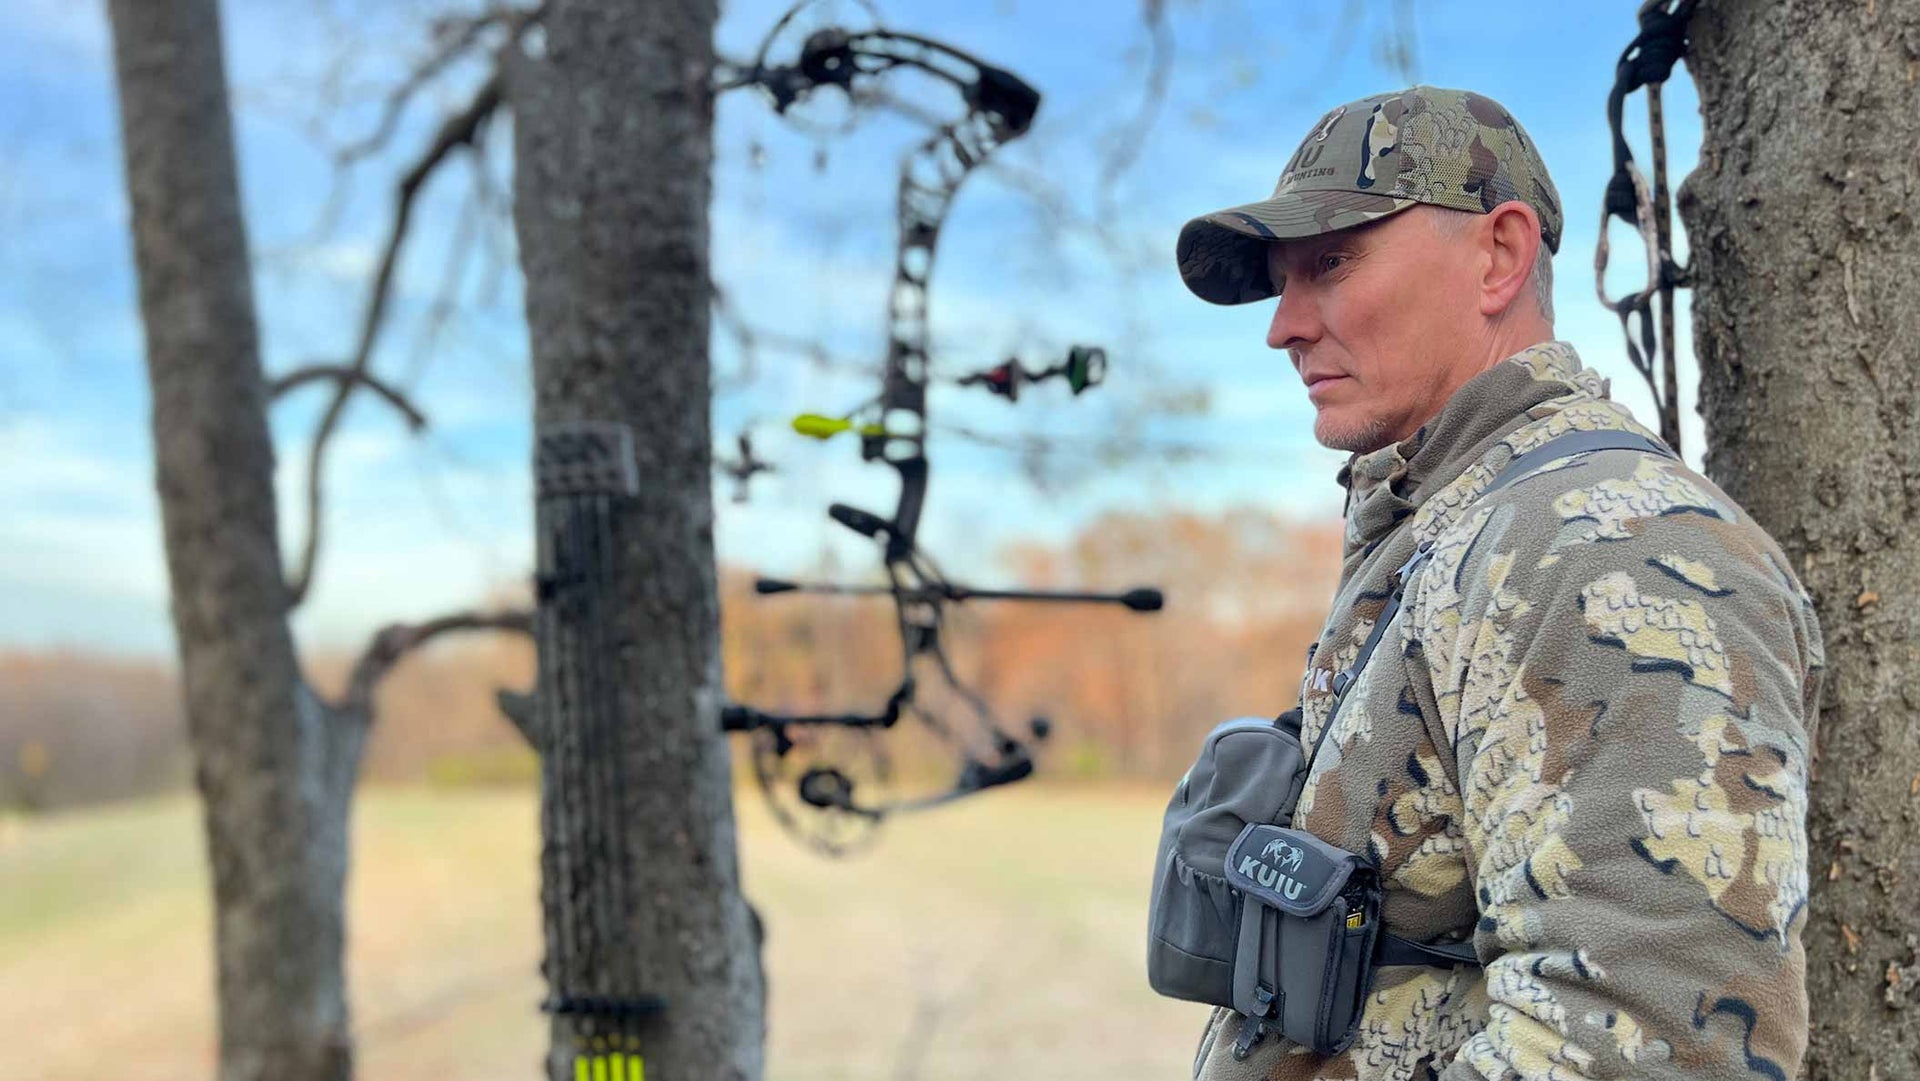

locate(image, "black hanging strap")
[[1483, 429, 1673, 492], [1598, 0, 1698, 452], [1603, 0, 1697, 224]]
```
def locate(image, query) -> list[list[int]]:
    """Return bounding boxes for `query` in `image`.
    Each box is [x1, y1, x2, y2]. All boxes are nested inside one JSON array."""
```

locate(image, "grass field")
[[1, 783, 1206, 1080]]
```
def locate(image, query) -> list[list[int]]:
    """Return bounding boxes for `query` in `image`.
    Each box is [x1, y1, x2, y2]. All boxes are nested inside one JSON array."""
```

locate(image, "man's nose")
[[1266, 289, 1319, 353]]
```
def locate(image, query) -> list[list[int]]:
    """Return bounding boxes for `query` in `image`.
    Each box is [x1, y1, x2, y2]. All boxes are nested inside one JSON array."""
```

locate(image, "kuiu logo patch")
[[1241, 838, 1310, 900], [1227, 825, 1357, 916], [1262, 838, 1305, 872]]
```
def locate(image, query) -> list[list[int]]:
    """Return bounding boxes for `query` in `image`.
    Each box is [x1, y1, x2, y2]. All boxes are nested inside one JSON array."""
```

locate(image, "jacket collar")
[[1337, 340, 1601, 559]]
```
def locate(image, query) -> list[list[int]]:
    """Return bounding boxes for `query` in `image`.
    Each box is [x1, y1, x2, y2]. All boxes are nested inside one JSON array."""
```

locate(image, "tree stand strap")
[[1597, 0, 1699, 453]]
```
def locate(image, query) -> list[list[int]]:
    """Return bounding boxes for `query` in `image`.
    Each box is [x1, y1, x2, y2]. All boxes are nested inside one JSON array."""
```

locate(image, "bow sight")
[[718, 9, 1163, 855], [957, 345, 1107, 403]]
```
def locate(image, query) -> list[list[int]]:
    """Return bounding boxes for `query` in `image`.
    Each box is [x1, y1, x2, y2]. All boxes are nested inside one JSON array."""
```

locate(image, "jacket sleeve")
[[1417, 465, 1823, 1081]]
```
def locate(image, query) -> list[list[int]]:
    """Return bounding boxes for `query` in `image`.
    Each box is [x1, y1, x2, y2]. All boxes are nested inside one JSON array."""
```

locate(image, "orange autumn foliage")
[[0, 507, 1341, 809]]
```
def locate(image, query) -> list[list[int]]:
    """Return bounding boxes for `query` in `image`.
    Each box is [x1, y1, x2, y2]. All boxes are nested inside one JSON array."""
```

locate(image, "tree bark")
[[107, 3, 363, 1078], [1681, 2, 1920, 1077], [506, 0, 764, 1077]]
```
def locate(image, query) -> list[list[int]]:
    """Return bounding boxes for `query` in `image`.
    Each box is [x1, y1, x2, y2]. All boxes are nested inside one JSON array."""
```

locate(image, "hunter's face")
[[1265, 208, 1483, 454]]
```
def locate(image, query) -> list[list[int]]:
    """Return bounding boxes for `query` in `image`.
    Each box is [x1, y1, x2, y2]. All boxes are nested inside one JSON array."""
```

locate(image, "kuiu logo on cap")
[[1313, 104, 1345, 142], [1279, 105, 1348, 183]]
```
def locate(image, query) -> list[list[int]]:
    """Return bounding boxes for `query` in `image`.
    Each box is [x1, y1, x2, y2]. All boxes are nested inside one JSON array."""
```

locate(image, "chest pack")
[[1145, 429, 1674, 1059]]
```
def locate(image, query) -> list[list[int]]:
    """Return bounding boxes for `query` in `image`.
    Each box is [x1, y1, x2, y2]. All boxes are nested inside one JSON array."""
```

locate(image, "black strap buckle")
[[1231, 1014, 1271, 1060]]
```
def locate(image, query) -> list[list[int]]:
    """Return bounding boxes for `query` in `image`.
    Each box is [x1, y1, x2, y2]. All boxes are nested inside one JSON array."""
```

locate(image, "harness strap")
[[1378, 935, 1481, 967], [1306, 541, 1435, 767], [1312, 428, 1676, 762], [1482, 428, 1673, 493]]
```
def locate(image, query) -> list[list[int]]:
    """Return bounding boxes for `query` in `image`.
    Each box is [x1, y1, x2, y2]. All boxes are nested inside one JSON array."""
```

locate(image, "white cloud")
[[286, 239, 382, 284], [0, 415, 171, 650], [0, 417, 148, 501]]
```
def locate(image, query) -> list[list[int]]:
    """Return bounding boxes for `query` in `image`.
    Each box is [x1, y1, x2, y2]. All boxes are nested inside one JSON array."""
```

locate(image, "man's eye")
[[1319, 253, 1348, 273]]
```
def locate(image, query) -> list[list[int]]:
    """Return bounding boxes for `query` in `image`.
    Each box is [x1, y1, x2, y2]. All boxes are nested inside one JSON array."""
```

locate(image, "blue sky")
[[0, 0, 1701, 658]]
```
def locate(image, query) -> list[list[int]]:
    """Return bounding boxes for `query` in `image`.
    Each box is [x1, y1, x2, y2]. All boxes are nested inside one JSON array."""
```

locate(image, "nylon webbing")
[[1378, 934, 1480, 968], [1482, 428, 1673, 494], [1313, 427, 1676, 762]]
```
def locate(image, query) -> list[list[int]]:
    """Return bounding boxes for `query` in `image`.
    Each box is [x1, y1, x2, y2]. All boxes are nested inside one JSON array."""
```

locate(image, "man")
[[1173, 86, 1824, 1080]]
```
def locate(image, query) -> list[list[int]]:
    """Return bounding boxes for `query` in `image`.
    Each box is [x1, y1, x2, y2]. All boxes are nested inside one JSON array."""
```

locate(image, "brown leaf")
[[1844, 924, 1862, 954], [1911, 772, 1919, 798], [1830, 859, 1844, 882], [1889, 962, 1902, 988], [1858, 589, 1881, 609]]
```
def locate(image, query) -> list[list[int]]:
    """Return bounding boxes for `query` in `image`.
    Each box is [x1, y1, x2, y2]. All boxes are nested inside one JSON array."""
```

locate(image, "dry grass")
[[0, 783, 1206, 1080]]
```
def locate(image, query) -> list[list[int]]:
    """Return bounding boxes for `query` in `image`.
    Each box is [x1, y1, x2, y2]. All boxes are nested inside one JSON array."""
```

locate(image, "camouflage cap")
[[1176, 86, 1563, 305]]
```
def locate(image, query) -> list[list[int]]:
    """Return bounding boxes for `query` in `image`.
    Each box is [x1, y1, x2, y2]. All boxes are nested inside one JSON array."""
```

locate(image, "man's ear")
[[1479, 201, 1542, 318]]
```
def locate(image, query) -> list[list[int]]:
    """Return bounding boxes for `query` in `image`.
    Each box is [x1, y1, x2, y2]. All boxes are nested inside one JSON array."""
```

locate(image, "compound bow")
[[718, 14, 1162, 854]]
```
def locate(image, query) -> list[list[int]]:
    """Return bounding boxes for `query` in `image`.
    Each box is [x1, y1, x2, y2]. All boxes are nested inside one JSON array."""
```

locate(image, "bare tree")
[[506, 0, 764, 1077], [1681, 1, 1920, 1077], [108, 4, 350, 1075], [107, 3, 526, 1077]]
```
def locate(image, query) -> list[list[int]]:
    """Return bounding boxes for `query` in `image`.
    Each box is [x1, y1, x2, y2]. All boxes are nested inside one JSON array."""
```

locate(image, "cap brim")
[[1176, 190, 1419, 305]]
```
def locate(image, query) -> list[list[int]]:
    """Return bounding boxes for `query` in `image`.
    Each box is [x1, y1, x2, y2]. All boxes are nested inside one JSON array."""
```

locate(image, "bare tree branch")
[[467, 135, 515, 311], [268, 6, 538, 259], [341, 608, 534, 716], [712, 53, 767, 96], [711, 280, 878, 389], [272, 363, 429, 430], [1097, 0, 1174, 219], [288, 70, 503, 607], [333, 10, 509, 167], [1381, 0, 1420, 83], [398, 180, 482, 387]]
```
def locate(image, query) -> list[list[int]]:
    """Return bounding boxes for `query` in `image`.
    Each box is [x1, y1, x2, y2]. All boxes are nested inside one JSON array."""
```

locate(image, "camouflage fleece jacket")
[[1192, 341, 1824, 1081]]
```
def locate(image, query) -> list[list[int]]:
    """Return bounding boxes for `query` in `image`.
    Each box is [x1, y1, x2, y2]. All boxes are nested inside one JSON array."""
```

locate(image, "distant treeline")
[[0, 652, 187, 810], [0, 507, 1340, 811]]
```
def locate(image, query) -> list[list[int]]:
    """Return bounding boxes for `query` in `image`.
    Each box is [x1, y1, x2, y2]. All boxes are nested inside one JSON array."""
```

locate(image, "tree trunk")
[[1681, 2, 1920, 1077], [506, 1, 764, 1078], [107, 3, 362, 1078]]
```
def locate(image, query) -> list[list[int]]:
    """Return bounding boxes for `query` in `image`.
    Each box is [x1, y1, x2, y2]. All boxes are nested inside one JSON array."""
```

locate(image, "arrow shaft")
[[759, 578, 1153, 607]]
